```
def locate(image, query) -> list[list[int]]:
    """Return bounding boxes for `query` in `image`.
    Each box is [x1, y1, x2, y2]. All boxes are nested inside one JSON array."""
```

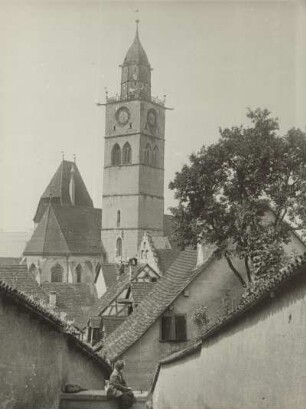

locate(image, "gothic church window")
[[122, 142, 132, 164], [51, 264, 64, 283], [144, 143, 152, 165], [152, 146, 159, 167], [75, 264, 82, 283], [116, 237, 122, 259], [111, 144, 121, 166]]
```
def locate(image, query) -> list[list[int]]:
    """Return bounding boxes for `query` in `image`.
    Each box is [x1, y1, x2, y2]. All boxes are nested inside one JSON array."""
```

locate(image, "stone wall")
[[0, 292, 109, 409], [152, 271, 306, 409]]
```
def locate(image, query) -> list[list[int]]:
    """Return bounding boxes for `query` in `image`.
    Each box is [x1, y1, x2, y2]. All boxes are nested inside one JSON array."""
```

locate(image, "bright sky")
[[0, 0, 305, 232]]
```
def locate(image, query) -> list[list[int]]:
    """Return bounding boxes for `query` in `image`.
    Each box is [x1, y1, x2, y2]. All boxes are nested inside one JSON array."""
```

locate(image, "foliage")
[[169, 108, 306, 287], [192, 305, 210, 328]]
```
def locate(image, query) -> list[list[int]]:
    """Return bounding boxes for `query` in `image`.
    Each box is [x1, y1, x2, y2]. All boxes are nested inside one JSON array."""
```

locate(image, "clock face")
[[147, 109, 157, 127], [116, 107, 130, 126]]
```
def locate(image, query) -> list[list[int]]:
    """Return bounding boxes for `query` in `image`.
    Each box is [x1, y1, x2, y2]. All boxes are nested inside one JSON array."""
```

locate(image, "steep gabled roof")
[[100, 248, 212, 361], [0, 264, 48, 303], [24, 204, 103, 256], [34, 160, 93, 224]]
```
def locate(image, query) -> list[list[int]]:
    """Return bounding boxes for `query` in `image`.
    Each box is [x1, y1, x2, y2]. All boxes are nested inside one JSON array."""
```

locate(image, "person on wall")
[[107, 360, 135, 408]]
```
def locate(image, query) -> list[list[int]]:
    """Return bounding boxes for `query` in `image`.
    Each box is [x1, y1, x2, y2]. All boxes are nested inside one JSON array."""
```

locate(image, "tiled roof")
[[24, 204, 103, 256], [0, 279, 112, 375], [103, 316, 127, 337], [151, 237, 172, 250], [80, 265, 154, 331], [34, 160, 93, 223], [131, 281, 155, 304], [41, 282, 98, 326], [88, 272, 131, 320], [102, 264, 119, 289], [155, 249, 181, 273], [0, 257, 22, 266], [100, 248, 212, 361], [0, 265, 48, 303]]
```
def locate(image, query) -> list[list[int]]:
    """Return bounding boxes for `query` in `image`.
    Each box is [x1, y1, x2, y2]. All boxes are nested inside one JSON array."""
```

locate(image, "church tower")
[[101, 22, 166, 263]]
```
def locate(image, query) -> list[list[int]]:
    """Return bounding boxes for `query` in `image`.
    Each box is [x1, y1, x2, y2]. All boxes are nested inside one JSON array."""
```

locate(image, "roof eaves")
[[0, 279, 111, 375]]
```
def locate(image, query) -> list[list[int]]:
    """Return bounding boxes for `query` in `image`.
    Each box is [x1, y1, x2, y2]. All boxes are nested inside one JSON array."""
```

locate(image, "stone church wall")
[[0, 292, 108, 409], [152, 272, 306, 409]]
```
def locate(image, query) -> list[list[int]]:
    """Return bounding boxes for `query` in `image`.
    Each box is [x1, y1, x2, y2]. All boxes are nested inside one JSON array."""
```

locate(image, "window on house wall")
[[144, 143, 152, 165], [75, 264, 82, 283], [152, 146, 159, 167], [51, 264, 64, 283], [122, 142, 132, 164], [160, 314, 187, 342], [117, 210, 121, 227], [111, 143, 121, 166], [116, 237, 122, 259]]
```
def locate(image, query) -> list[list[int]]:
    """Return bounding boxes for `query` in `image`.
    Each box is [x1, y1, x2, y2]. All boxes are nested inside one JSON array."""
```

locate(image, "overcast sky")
[[0, 0, 305, 232]]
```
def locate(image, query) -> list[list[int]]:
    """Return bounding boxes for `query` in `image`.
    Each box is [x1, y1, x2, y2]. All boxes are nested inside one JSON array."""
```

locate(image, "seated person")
[[107, 360, 135, 409]]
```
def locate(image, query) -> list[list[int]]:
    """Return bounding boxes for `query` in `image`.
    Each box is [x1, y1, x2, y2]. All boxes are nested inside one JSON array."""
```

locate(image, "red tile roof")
[[100, 248, 213, 361], [34, 160, 93, 223], [24, 204, 103, 256]]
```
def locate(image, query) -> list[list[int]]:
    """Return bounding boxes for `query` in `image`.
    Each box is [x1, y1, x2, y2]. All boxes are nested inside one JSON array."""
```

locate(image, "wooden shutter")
[[175, 315, 187, 341], [161, 316, 172, 341]]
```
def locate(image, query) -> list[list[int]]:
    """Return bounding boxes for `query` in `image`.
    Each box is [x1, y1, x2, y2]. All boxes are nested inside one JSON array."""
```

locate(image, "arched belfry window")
[[75, 264, 82, 283], [116, 237, 122, 259], [122, 142, 132, 164], [111, 144, 121, 166], [144, 143, 152, 165], [152, 146, 159, 167], [117, 210, 121, 227], [51, 264, 64, 283]]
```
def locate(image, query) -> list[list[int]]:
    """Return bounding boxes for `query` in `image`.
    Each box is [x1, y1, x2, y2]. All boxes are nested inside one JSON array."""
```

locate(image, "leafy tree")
[[169, 108, 306, 288]]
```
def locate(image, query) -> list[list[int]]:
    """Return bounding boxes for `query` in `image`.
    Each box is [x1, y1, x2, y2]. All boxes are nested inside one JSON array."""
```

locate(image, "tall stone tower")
[[101, 22, 166, 263]]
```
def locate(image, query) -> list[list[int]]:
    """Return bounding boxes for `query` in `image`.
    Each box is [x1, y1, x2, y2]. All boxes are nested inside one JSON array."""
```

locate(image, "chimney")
[[49, 291, 57, 307], [69, 164, 76, 205]]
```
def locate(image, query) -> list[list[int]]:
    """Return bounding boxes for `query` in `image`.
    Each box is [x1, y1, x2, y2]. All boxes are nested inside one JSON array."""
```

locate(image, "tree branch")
[[225, 255, 247, 288], [244, 256, 252, 284]]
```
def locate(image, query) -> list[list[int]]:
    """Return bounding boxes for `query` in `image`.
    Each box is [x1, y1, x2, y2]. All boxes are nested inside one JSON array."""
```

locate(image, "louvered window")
[[160, 314, 187, 342]]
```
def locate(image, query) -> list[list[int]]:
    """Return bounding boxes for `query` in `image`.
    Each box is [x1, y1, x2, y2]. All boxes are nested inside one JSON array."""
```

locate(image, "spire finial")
[[134, 9, 139, 36], [61, 151, 65, 161], [73, 154, 76, 163]]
